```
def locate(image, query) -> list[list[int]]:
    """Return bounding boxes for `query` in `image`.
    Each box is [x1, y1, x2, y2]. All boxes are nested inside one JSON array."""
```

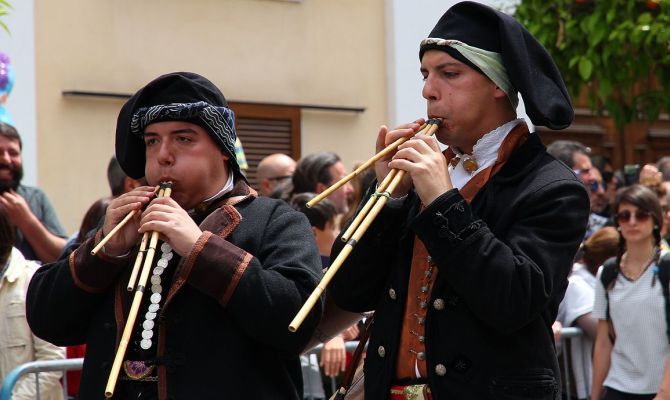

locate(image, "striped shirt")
[[593, 260, 669, 394]]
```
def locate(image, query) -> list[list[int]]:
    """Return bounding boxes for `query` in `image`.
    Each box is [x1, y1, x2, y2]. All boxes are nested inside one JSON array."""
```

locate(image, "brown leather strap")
[[333, 315, 374, 399]]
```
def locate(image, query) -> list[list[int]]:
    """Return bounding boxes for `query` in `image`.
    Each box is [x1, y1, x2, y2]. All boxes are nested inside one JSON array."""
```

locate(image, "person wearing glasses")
[[256, 153, 296, 197], [592, 184, 670, 400], [547, 140, 608, 239]]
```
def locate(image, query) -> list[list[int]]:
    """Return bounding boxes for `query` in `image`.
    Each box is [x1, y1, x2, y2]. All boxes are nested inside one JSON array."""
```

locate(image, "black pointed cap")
[[420, 1, 574, 130]]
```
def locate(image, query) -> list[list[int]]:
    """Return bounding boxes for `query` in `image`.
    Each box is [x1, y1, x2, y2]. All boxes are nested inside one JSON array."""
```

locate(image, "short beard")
[[0, 165, 22, 194]]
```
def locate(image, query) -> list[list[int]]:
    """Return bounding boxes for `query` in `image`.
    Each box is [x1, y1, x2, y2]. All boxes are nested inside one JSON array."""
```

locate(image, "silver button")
[[435, 364, 447, 376], [388, 288, 397, 300], [419, 336, 425, 343], [420, 301, 427, 309], [425, 270, 432, 278], [140, 339, 152, 350], [426, 256, 432, 264], [433, 298, 445, 310], [421, 286, 428, 293], [417, 352, 425, 361], [377, 346, 386, 358], [417, 316, 425, 325]]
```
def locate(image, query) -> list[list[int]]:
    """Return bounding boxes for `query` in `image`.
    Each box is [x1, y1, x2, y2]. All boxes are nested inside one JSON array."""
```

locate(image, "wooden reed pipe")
[[127, 232, 149, 291], [340, 169, 397, 243], [341, 120, 440, 242], [91, 185, 160, 256], [104, 182, 172, 398], [288, 170, 408, 333], [289, 120, 441, 332], [305, 122, 429, 209]]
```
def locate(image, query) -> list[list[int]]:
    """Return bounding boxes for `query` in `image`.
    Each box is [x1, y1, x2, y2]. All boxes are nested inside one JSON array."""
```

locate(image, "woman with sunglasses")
[[592, 184, 670, 400]]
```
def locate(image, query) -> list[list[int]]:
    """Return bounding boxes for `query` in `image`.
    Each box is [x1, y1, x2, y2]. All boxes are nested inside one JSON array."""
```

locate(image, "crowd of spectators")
[[548, 140, 670, 399], [2, 116, 670, 399]]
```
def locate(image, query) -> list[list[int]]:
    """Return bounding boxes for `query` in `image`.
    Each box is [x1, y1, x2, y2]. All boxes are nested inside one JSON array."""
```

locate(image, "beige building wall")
[[35, 0, 387, 234]]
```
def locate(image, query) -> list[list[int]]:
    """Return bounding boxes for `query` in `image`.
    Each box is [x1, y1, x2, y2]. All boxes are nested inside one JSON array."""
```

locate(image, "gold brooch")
[[449, 155, 478, 174]]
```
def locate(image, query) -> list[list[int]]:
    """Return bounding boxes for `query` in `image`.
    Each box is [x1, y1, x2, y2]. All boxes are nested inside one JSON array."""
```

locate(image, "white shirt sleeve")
[[560, 275, 594, 327]]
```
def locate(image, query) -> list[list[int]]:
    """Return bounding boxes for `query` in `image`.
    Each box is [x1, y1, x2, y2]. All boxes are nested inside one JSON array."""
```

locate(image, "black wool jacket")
[[27, 182, 324, 400], [329, 133, 590, 400]]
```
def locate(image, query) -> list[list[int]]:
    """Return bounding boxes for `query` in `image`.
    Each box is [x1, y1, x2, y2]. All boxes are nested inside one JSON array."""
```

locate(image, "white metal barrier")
[[0, 358, 83, 400], [0, 330, 588, 400], [559, 326, 589, 400]]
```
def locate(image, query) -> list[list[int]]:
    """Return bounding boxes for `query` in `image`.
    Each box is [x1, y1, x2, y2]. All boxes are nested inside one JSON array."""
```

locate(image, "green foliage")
[[0, 0, 11, 34], [515, 0, 670, 129]]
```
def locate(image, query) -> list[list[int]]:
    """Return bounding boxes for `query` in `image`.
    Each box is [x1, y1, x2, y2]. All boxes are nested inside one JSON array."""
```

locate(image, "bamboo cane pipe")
[[305, 122, 430, 209], [91, 185, 160, 256], [127, 232, 149, 291], [341, 120, 441, 241], [104, 182, 172, 398], [289, 120, 441, 332]]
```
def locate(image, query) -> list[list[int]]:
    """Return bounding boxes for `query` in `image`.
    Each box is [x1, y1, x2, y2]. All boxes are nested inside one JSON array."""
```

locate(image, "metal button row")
[[377, 345, 447, 377]]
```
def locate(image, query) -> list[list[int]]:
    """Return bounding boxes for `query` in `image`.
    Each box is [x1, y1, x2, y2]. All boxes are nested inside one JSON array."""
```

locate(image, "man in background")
[[0, 122, 66, 263], [0, 207, 65, 400], [292, 152, 354, 216], [256, 153, 296, 196], [107, 156, 147, 197], [547, 140, 608, 238]]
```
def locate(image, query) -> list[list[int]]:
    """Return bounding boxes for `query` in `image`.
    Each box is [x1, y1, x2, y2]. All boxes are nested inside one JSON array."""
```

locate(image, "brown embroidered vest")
[[394, 122, 529, 380]]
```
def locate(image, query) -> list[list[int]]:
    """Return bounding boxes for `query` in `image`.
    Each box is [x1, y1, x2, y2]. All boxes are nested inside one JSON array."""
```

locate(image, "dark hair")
[[590, 155, 611, 175], [0, 207, 14, 264], [613, 184, 663, 268], [289, 192, 337, 230], [77, 197, 112, 244], [657, 156, 670, 182], [292, 152, 341, 194], [546, 140, 589, 169], [107, 157, 128, 197], [341, 167, 376, 227], [582, 226, 619, 274], [0, 122, 21, 149]]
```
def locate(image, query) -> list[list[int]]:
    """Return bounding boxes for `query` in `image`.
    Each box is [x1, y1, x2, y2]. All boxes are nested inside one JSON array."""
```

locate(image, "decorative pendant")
[[123, 360, 155, 380], [139, 241, 172, 351], [461, 156, 479, 174], [449, 154, 479, 174]]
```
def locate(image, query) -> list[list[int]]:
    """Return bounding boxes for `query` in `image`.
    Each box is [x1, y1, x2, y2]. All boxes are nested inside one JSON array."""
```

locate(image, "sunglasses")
[[267, 175, 292, 182], [588, 180, 606, 193], [616, 209, 651, 224]]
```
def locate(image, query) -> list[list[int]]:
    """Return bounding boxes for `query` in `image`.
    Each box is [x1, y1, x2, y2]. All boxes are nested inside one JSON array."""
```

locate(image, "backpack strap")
[[656, 253, 670, 344], [599, 257, 619, 322]]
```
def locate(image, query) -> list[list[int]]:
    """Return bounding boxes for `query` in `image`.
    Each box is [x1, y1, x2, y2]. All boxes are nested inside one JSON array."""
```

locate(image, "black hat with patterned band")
[[419, 1, 573, 130], [115, 72, 244, 181]]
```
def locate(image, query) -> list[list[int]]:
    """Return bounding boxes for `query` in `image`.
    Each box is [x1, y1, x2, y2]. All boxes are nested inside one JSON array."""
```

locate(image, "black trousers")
[[603, 387, 655, 400]]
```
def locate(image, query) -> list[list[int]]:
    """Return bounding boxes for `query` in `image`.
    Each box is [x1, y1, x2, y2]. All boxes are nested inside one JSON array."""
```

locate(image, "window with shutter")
[[228, 102, 301, 191]]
